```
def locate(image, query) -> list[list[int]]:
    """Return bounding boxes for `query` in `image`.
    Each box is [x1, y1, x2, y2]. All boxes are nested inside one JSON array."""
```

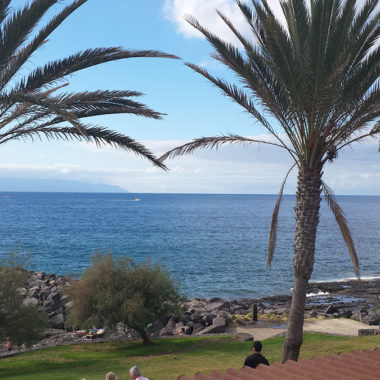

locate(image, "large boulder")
[[23, 297, 39, 307], [196, 311, 229, 335], [17, 287, 27, 296], [185, 299, 207, 312], [205, 301, 231, 313], [28, 286, 40, 298], [46, 292, 60, 304], [341, 309, 353, 318], [39, 286, 51, 301], [48, 307, 65, 319], [201, 313, 215, 327], [231, 304, 248, 315], [189, 311, 203, 324], [192, 323, 204, 334], [212, 315, 228, 327], [358, 329, 380, 336], [360, 310, 380, 325], [146, 321, 164, 337], [49, 313, 65, 329], [44, 299, 61, 314], [184, 322, 194, 335], [324, 305, 340, 315], [196, 322, 226, 334], [160, 318, 176, 336], [208, 297, 223, 303], [60, 294, 71, 306], [34, 271, 46, 281]]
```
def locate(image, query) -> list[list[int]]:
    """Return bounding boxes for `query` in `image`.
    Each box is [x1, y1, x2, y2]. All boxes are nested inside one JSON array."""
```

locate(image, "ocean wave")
[[312, 275, 380, 283], [306, 291, 329, 297]]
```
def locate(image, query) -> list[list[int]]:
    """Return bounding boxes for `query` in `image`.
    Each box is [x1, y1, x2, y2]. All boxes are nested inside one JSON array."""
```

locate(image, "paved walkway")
[[226, 318, 374, 340]]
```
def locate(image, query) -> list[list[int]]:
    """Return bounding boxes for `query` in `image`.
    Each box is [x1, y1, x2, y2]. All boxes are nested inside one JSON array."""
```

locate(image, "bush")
[[68, 252, 184, 344], [0, 250, 47, 347]]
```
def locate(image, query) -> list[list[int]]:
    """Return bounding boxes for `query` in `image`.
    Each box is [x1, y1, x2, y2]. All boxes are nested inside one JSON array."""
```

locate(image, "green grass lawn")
[[1, 334, 379, 380]]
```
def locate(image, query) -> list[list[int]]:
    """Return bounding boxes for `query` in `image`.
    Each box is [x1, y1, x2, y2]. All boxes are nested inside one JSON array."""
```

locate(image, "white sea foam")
[[313, 276, 380, 283], [306, 291, 329, 297]]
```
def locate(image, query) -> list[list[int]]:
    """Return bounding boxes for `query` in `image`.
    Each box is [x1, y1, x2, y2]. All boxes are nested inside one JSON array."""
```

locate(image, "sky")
[[1, 0, 380, 195]]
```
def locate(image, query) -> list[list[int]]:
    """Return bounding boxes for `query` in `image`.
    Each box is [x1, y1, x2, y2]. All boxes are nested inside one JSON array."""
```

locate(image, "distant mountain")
[[0, 178, 128, 193]]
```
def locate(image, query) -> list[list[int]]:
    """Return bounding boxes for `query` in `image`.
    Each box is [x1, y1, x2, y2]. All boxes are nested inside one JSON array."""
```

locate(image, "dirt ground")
[[225, 318, 374, 341]]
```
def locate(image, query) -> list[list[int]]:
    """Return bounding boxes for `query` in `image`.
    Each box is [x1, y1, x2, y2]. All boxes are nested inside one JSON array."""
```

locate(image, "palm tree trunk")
[[282, 165, 322, 362]]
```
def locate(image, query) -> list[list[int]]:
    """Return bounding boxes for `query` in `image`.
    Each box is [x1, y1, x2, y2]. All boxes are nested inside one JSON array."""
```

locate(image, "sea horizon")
[[3, 190, 380, 196]]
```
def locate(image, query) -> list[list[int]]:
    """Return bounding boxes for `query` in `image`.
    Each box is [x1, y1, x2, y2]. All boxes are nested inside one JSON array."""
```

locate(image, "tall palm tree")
[[0, 0, 178, 169], [160, 0, 380, 361]]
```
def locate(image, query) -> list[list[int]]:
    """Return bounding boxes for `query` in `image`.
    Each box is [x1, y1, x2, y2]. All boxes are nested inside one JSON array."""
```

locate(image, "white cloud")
[[1, 136, 379, 195], [0, 163, 85, 172], [163, 0, 285, 43], [163, 0, 251, 44], [163, 0, 375, 46]]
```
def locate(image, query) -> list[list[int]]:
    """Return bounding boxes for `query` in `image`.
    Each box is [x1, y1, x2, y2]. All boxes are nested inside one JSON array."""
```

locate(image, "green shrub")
[[67, 252, 184, 344], [0, 250, 47, 346]]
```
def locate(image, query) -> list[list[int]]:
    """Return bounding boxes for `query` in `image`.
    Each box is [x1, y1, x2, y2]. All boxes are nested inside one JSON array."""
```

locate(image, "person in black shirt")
[[244, 341, 269, 369]]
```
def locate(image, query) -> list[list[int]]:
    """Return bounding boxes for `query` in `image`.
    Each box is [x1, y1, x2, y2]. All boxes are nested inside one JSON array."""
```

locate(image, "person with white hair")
[[129, 365, 149, 380], [105, 372, 116, 380]]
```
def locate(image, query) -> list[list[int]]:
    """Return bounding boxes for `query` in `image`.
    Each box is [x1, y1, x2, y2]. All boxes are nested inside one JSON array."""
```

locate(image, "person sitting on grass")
[[129, 365, 149, 380], [105, 372, 116, 380], [243, 340, 269, 369]]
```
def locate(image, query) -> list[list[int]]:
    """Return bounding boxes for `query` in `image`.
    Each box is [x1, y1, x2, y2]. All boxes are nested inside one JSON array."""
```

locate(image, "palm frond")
[[216, 9, 302, 139], [159, 134, 289, 162], [5, 124, 167, 170], [0, 0, 175, 170], [187, 11, 301, 144], [1, 89, 148, 130], [0, 0, 57, 68], [5, 92, 85, 134], [53, 90, 164, 120], [16, 48, 179, 92], [1, 89, 165, 143], [322, 182, 360, 278], [0, 0, 87, 90], [0, 0, 11, 25], [267, 163, 296, 266], [348, 1, 380, 70], [185, 60, 298, 158]]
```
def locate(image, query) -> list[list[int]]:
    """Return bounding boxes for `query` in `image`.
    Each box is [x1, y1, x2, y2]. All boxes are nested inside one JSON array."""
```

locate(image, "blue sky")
[[1, 0, 380, 194]]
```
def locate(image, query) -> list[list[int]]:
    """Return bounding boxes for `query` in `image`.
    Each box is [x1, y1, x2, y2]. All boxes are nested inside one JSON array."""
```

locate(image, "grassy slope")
[[0, 334, 379, 380]]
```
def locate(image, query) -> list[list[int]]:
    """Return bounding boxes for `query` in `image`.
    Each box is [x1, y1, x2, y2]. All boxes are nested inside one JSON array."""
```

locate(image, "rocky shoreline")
[[3, 272, 379, 355]]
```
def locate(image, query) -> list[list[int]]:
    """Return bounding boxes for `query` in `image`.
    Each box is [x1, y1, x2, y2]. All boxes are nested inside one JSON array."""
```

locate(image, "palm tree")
[[160, 0, 380, 361], [0, 0, 178, 169]]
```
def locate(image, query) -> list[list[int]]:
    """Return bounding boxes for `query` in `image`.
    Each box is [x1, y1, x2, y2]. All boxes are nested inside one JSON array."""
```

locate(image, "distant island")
[[0, 178, 128, 193]]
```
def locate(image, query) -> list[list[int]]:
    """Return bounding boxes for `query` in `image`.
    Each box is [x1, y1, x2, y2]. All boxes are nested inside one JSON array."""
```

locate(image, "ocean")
[[1, 192, 379, 299]]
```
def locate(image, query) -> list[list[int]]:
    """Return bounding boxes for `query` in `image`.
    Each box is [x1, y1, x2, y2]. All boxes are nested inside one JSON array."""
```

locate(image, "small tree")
[[0, 250, 47, 347], [68, 252, 184, 344]]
